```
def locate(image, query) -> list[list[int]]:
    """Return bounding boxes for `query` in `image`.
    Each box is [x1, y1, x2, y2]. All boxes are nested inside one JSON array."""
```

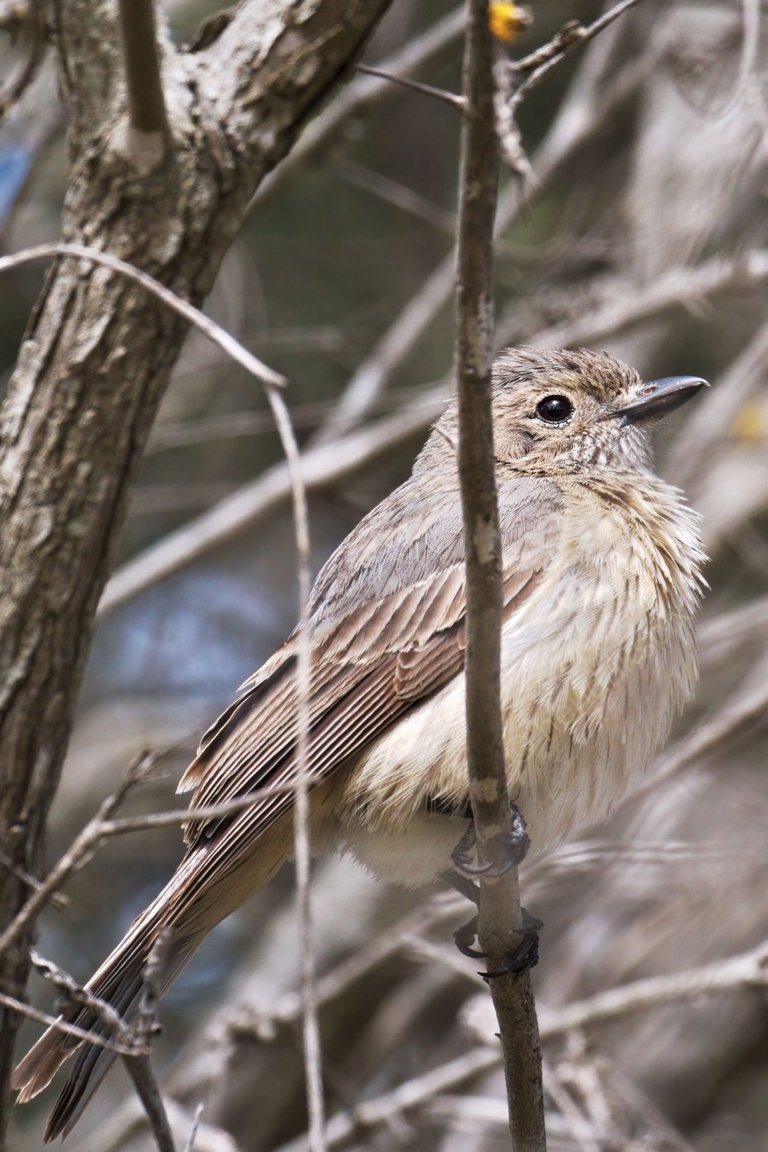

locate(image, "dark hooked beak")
[[612, 376, 708, 425]]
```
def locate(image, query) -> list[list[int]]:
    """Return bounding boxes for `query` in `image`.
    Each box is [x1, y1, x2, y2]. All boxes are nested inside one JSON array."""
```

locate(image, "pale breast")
[[337, 475, 704, 884], [496, 478, 702, 851]]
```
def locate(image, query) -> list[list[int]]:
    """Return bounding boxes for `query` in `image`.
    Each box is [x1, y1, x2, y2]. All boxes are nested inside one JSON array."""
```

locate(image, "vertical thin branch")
[[122, 931, 177, 1152], [266, 388, 326, 1152], [123, 1056, 177, 1152], [454, 1, 546, 1150]]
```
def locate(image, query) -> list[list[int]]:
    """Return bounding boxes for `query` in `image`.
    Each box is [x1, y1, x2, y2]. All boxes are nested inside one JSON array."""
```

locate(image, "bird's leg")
[[446, 808, 541, 972]]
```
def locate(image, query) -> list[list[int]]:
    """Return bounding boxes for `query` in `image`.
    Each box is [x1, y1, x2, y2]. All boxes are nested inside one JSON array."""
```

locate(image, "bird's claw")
[[453, 915, 486, 958], [481, 909, 543, 979], [450, 807, 531, 879], [452, 907, 542, 973]]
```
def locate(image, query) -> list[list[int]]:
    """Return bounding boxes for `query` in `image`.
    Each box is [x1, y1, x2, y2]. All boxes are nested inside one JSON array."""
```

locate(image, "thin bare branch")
[[122, 932, 177, 1152], [181, 1102, 205, 1152], [0, 0, 45, 122], [514, 0, 645, 97], [0, 992, 137, 1056], [227, 899, 470, 1043], [671, 316, 768, 489], [118, 0, 170, 155], [123, 1055, 177, 1152], [99, 389, 446, 617], [0, 243, 286, 388], [508, 249, 768, 351], [268, 326, 326, 1152], [0, 751, 157, 958], [30, 951, 133, 1043], [354, 63, 465, 110], [254, 6, 466, 206], [0, 849, 68, 910], [630, 653, 768, 806], [312, 180, 522, 447], [336, 159, 456, 232]]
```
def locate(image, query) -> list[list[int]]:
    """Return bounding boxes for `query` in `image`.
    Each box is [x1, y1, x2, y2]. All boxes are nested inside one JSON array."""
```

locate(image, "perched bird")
[[13, 347, 706, 1139]]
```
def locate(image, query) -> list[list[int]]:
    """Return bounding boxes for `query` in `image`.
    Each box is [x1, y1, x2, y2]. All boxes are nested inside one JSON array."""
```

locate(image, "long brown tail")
[[11, 876, 202, 1142], [13, 812, 293, 1141]]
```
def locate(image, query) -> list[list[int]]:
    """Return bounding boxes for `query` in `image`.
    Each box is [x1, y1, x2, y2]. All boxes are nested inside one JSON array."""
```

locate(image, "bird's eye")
[[535, 395, 574, 424]]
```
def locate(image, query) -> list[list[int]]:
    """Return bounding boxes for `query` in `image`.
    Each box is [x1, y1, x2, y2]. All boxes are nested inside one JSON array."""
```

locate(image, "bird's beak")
[[612, 376, 708, 425]]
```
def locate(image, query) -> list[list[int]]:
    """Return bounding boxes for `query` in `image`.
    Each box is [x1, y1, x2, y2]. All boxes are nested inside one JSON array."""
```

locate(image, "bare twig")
[[454, 1, 545, 1149], [0, 0, 45, 122], [118, 0, 170, 144], [514, 0, 645, 97], [629, 653, 768, 806], [99, 389, 446, 616], [354, 63, 465, 110], [0, 242, 285, 387], [0, 751, 158, 958], [122, 932, 177, 1152], [181, 1102, 205, 1152], [30, 951, 133, 1042], [0, 992, 136, 1056], [272, 296, 327, 1152], [698, 594, 768, 669], [254, 6, 466, 206], [0, 849, 68, 910], [336, 159, 456, 233], [671, 316, 768, 489], [505, 249, 768, 351], [227, 899, 470, 1044], [124, 1055, 177, 1152]]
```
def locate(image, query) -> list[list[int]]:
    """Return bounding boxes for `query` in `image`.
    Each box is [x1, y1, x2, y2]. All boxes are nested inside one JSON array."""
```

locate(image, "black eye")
[[535, 395, 574, 424]]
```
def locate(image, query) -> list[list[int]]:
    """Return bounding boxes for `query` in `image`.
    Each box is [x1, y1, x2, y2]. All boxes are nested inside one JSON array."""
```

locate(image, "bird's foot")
[[452, 907, 543, 975], [450, 807, 530, 879], [482, 908, 543, 979]]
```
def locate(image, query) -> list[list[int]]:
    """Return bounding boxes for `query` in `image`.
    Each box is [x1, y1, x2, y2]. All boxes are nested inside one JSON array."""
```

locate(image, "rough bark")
[[0, 0, 391, 1142]]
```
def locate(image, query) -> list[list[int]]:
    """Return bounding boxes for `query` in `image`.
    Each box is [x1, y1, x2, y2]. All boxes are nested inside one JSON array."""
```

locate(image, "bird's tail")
[[11, 860, 205, 1143], [13, 812, 294, 1141]]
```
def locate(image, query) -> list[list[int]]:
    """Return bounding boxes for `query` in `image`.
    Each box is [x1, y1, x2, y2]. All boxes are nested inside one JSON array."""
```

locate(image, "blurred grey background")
[[4, 0, 768, 1149]]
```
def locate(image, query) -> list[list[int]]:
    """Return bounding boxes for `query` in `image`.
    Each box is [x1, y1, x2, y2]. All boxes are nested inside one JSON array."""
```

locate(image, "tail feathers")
[[12, 915, 200, 1143], [46, 972, 144, 1142], [11, 958, 143, 1102]]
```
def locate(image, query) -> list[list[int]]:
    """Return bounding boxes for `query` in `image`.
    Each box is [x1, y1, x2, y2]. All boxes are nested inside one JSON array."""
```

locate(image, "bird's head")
[[488, 347, 706, 472]]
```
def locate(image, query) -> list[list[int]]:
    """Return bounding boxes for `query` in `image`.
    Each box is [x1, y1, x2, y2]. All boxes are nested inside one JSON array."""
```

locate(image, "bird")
[[13, 347, 706, 1140]]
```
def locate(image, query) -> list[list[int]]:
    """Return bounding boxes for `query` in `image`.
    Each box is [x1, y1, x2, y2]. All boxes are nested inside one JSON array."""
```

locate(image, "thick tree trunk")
[[0, 0, 391, 1141]]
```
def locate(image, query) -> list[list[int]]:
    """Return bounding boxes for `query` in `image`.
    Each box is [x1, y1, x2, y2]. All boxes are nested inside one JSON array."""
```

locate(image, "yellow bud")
[[489, 2, 532, 45]]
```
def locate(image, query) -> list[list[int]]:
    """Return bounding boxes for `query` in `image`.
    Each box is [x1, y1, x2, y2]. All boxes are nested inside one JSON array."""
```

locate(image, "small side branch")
[[513, 0, 645, 98], [118, 0, 171, 163], [354, 63, 465, 110]]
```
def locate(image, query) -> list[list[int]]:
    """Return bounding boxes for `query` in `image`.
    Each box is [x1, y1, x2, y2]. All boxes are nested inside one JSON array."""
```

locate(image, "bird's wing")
[[179, 475, 562, 852]]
